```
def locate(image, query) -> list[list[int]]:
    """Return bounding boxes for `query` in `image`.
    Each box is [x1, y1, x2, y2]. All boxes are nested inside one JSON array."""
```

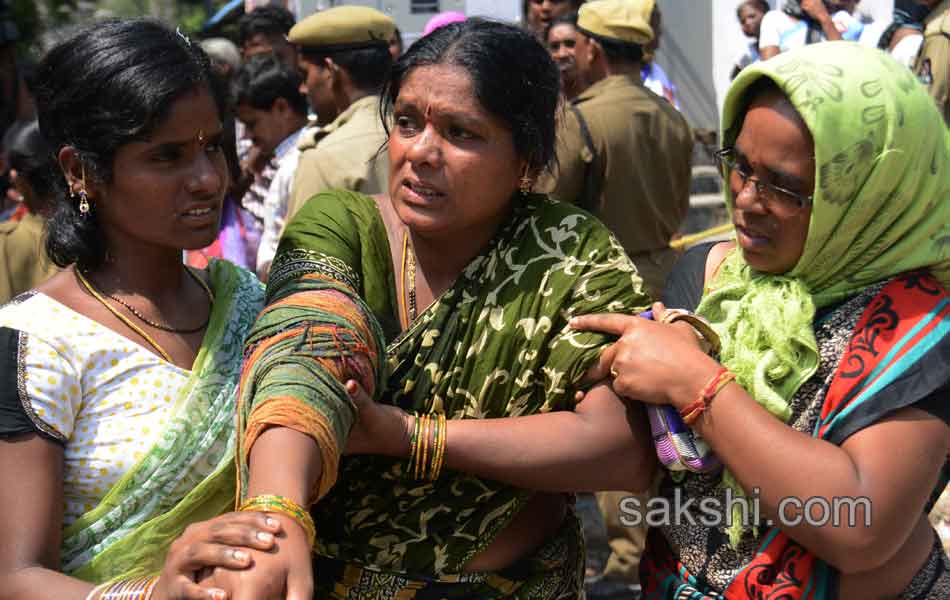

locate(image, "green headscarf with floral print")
[[698, 42, 950, 545]]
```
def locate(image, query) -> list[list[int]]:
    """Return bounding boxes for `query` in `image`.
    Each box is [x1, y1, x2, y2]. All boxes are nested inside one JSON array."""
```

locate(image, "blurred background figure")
[[732, 0, 771, 79], [0, 119, 57, 303], [914, 0, 949, 124], [524, 0, 583, 40], [226, 55, 308, 278], [759, 0, 864, 60], [868, 1, 932, 66], [640, 1, 680, 109], [422, 11, 467, 36], [237, 4, 298, 67], [388, 26, 404, 61], [546, 12, 585, 101], [200, 37, 243, 82]]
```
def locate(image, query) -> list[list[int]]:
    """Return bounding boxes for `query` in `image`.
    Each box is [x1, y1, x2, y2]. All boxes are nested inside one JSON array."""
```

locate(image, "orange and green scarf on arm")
[[62, 260, 265, 583]]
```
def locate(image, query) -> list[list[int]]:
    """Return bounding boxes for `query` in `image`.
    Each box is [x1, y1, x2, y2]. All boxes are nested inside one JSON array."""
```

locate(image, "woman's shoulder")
[[0, 291, 68, 339], [527, 194, 616, 239], [283, 189, 384, 247]]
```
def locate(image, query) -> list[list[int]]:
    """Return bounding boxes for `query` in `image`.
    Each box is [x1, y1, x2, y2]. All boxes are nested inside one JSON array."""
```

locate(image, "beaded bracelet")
[[239, 494, 316, 548], [88, 576, 158, 600], [681, 367, 736, 426]]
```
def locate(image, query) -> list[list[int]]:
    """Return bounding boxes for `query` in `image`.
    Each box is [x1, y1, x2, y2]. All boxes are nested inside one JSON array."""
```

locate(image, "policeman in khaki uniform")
[[0, 211, 57, 303], [285, 6, 394, 221], [916, 0, 950, 125], [543, 0, 692, 300]]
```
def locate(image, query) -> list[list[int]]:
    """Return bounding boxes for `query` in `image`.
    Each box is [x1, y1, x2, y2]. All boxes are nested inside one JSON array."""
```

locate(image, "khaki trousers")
[[595, 490, 649, 583]]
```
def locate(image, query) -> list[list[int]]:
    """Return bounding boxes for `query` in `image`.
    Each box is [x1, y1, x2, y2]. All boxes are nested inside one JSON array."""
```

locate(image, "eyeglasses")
[[714, 147, 813, 214]]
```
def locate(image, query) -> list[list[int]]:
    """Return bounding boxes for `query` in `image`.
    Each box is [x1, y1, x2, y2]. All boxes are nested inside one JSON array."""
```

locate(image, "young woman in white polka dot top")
[[0, 20, 277, 600]]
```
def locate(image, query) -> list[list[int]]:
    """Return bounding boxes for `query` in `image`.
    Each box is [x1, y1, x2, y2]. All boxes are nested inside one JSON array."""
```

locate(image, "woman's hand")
[[343, 380, 414, 457], [570, 302, 719, 408], [196, 512, 313, 600], [151, 512, 283, 600]]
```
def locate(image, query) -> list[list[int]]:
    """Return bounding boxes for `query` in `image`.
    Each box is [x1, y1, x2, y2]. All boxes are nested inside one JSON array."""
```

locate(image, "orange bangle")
[[680, 367, 735, 425]]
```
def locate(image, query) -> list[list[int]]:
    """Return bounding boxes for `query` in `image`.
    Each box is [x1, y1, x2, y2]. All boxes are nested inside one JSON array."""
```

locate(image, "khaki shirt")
[[0, 212, 57, 304], [286, 95, 389, 220], [543, 75, 693, 256], [916, 0, 950, 125]]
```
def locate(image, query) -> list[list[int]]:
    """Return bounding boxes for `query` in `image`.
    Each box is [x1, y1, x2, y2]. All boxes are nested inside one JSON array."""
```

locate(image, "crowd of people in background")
[[0, 0, 946, 599]]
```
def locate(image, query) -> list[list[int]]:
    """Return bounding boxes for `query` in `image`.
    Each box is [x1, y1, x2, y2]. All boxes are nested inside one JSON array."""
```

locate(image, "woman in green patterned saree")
[[0, 20, 289, 600], [213, 19, 656, 600]]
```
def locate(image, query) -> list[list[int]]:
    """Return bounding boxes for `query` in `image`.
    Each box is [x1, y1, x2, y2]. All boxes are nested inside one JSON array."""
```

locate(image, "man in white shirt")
[[231, 55, 309, 278]]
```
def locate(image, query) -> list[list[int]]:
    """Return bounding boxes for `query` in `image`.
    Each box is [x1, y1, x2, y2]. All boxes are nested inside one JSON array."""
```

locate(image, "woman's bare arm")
[[0, 434, 93, 600], [347, 382, 657, 493]]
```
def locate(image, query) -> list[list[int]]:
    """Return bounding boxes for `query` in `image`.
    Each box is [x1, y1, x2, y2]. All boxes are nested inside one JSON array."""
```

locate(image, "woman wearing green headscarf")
[[573, 42, 950, 598]]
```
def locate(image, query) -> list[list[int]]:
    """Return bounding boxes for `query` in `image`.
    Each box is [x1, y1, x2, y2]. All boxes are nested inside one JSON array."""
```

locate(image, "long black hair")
[[381, 18, 560, 176], [33, 19, 228, 270]]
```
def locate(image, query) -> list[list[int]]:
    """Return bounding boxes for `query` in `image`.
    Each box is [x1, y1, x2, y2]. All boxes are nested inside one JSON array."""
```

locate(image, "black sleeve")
[[660, 242, 716, 312], [0, 327, 64, 444]]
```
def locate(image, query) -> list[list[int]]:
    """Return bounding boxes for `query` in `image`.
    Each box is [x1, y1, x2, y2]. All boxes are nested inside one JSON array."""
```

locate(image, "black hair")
[[300, 44, 393, 93], [582, 29, 644, 64], [5, 119, 57, 209], [545, 12, 578, 42], [232, 54, 308, 115], [381, 19, 560, 176], [33, 19, 229, 271], [737, 0, 771, 19], [238, 5, 295, 47]]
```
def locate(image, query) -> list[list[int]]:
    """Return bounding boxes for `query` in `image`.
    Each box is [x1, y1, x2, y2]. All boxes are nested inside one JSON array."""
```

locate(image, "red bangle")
[[680, 366, 735, 425]]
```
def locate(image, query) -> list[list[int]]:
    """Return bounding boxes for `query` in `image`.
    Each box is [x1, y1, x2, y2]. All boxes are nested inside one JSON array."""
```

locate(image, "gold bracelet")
[[660, 308, 721, 355], [239, 494, 316, 548]]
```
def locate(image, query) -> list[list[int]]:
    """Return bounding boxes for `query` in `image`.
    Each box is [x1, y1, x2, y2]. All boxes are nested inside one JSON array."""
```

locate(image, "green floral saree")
[[238, 190, 649, 598]]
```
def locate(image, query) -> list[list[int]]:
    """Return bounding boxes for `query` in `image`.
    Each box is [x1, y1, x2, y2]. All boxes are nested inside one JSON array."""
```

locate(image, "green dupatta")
[[63, 260, 265, 583], [240, 190, 649, 577]]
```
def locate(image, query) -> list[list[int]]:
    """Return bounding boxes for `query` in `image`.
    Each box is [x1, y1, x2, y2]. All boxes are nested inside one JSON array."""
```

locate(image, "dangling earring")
[[519, 165, 533, 196], [77, 165, 90, 216]]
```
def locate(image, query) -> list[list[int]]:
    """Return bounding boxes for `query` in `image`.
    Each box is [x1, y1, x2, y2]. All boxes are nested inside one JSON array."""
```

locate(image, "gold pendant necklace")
[[400, 230, 417, 326]]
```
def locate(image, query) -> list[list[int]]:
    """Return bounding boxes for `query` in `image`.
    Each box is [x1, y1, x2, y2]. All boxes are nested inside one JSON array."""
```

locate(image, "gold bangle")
[[239, 494, 316, 548], [431, 413, 446, 480], [428, 413, 440, 481], [660, 308, 721, 355], [420, 414, 431, 480], [407, 413, 420, 478]]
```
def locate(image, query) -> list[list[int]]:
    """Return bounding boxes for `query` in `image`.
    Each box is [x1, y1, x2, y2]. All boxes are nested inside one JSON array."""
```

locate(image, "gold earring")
[[519, 168, 533, 196], [78, 165, 91, 216]]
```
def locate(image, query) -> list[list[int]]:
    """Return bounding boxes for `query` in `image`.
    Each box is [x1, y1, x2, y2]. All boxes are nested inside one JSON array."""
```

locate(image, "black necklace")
[[95, 267, 214, 334]]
